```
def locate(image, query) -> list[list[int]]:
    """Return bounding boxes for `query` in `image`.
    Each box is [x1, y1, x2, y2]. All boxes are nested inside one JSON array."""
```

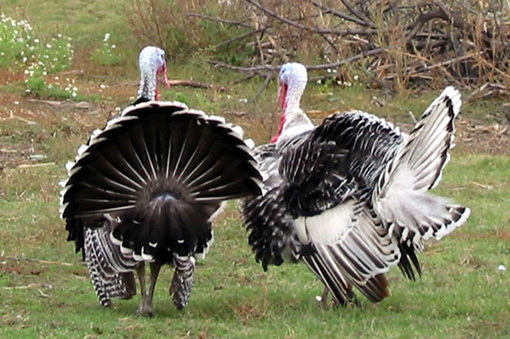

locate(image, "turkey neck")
[[278, 77, 313, 142], [137, 66, 157, 101]]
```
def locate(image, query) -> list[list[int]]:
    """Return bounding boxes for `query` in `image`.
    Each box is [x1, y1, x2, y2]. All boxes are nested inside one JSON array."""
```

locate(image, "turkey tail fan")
[[373, 87, 470, 248], [61, 101, 263, 259]]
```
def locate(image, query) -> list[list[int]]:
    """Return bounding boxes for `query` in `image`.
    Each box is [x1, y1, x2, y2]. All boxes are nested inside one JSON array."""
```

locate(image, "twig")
[[186, 13, 255, 29], [340, 0, 375, 27], [17, 162, 56, 169], [1, 283, 53, 290], [0, 256, 74, 266], [251, 71, 276, 102], [213, 27, 268, 49]]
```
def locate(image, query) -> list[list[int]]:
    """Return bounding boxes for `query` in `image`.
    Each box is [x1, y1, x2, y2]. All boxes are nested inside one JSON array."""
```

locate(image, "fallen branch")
[[0, 283, 53, 290], [17, 162, 56, 169], [210, 48, 384, 76], [167, 79, 228, 91], [0, 256, 74, 266]]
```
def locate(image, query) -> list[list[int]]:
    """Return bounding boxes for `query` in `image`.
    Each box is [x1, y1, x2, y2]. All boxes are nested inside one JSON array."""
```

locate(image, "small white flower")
[[354, 75, 359, 81], [498, 265, 506, 271], [14, 101, 19, 105], [72, 92, 77, 97], [57, 33, 62, 38], [34, 38, 39, 43], [111, 44, 116, 49], [103, 33, 110, 42], [100, 84, 107, 89]]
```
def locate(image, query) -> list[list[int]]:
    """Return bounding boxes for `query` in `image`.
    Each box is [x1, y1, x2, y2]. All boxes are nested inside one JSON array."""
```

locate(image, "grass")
[[1, 1, 509, 338], [0, 156, 509, 338]]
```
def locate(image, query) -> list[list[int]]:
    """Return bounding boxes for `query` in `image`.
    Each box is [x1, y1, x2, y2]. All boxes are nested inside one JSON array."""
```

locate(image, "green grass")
[[0, 154, 508, 338], [0, 1, 509, 338]]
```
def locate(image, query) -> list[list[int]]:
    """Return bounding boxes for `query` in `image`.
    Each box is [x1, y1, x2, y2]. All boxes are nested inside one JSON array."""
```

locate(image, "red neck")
[[271, 111, 286, 143], [272, 83, 288, 143]]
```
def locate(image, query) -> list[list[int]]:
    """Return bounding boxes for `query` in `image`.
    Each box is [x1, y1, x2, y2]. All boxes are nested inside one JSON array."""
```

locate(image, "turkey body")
[[61, 47, 262, 316], [242, 62, 470, 306]]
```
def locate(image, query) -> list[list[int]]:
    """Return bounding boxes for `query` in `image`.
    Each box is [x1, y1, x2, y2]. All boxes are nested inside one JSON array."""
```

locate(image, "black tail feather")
[[397, 243, 422, 281], [62, 102, 262, 260]]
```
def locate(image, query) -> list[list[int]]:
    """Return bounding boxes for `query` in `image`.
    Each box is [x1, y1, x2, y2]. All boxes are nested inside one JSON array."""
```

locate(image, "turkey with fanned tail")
[[242, 62, 470, 307], [61, 46, 262, 316]]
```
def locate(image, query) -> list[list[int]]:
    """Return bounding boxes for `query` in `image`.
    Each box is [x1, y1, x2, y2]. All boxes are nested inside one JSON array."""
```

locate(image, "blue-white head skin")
[[272, 62, 308, 143], [137, 46, 170, 102]]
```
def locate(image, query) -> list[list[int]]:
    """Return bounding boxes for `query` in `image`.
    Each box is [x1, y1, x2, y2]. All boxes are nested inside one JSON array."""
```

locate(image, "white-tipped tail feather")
[[373, 87, 470, 247]]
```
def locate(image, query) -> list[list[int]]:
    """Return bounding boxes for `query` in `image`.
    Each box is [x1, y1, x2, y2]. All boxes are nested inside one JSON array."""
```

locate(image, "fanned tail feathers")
[[373, 87, 470, 277], [61, 101, 263, 262]]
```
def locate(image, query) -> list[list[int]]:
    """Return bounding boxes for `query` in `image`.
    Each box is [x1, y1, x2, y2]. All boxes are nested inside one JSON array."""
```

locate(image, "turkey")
[[61, 46, 263, 316], [242, 62, 470, 306]]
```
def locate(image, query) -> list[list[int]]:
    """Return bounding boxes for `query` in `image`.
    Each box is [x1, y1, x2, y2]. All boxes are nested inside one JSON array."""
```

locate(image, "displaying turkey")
[[61, 46, 263, 316], [242, 62, 470, 306]]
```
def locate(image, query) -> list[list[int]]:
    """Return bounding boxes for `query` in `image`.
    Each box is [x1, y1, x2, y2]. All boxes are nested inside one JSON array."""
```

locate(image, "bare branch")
[[309, 0, 374, 27], [246, 0, 378, 36], [213, 27, 269, 49], [187, 12, 255, 29], [340, 0, 375, 27], [209, 48, 384, 74]]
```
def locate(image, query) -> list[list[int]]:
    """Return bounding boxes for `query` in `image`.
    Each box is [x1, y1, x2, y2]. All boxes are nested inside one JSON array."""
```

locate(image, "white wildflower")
[[103, 33, 110, 42]]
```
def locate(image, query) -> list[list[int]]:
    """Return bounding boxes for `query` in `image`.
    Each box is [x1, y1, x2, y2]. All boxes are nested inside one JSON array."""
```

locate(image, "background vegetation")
[[0, 0, 509, 338]]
